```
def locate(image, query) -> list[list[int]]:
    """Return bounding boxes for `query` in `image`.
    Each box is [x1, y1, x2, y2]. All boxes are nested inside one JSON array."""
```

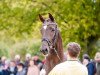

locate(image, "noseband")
[[42, 26, 61, 62]]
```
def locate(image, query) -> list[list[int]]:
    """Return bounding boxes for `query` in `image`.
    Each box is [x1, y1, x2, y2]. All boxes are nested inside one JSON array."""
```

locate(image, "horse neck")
[[56, 31, 64, 61]]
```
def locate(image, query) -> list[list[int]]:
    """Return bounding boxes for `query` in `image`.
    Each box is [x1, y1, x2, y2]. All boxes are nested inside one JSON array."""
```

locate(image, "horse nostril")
[[45, 48, 48, 54], [40, 48, 48, 55], [45, 48, 48, 52]]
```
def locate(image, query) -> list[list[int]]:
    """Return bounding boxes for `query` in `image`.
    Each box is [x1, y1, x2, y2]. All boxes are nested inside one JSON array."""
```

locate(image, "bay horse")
[[39, 13, 66, 75]]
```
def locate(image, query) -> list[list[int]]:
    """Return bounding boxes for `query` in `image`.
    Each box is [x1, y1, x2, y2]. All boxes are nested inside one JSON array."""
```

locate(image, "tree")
[[0, 0, 99, 58]]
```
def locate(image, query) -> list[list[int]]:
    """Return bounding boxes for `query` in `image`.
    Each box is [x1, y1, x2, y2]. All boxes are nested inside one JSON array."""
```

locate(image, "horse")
[[39, 13, 66, 75]]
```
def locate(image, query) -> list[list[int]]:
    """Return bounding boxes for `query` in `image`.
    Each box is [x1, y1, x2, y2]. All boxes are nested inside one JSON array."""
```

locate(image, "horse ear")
[[48, 13, 54, 22], [39, 14, 45, 23]]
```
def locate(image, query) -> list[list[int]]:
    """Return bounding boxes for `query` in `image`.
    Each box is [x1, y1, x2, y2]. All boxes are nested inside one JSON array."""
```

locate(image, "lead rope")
[[53, 47, 62, 62], [52, 28, 62, 62]]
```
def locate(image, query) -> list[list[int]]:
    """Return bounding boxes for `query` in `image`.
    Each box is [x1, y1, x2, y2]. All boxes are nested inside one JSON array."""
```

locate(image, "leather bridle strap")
[[42, 28, 62, 62], [42, 38, 51, 47], [53, 47, 62, 62]]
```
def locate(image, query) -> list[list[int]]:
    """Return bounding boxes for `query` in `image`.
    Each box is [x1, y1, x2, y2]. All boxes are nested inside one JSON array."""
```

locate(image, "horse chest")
[[46, 55, 60, 67]]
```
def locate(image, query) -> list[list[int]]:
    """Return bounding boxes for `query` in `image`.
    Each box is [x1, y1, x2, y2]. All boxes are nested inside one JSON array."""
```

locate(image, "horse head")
[[39, 13, 59, 55]]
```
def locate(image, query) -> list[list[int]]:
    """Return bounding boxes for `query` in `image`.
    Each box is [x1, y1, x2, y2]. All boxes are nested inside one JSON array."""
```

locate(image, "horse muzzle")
[[40, 48, 49, 55]]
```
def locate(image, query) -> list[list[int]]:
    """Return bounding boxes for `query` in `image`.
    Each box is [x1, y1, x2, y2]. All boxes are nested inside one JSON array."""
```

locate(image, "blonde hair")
[[95, 52, 100, 60]]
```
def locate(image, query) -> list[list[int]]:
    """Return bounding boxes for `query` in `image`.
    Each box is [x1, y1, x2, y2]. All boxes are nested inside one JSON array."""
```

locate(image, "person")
[[82, 54, 96, 75], [16, 63, 26, 75], [94, 52, 100, 75], [32, 55, 43, 70], [27, 60, 40, 75], [40, 66, 46, 75], [49, 42, 88, 75], [8, 60, 17, 75], [1, 56, 9, 75], [24, 53, 31, 68], [1, 56, 7, 69], [40, 58, 46, 75], [14, 55, 21, 65], [0, 67, 3, 75]]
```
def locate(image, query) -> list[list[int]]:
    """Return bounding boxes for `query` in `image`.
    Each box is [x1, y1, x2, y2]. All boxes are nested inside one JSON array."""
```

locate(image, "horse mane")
[[56, 30, 64, 62]]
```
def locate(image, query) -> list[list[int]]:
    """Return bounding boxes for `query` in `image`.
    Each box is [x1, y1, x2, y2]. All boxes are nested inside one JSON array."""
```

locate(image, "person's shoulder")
[[52, 61, 68, 70], [57, 61, 67, 66], [79, 63, 87, 71], [77, 62, 87, 69], [48, 62, 66, 75], [77, 63, 88, 74]]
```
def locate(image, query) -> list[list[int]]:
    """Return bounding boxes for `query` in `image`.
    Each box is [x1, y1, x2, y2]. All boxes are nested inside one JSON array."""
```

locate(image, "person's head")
[[5, 59, 10, 66], [15, 54, 20, 61], [29, 60, 34, 66], [25, 53, 31, 61], [82, 55, 90, 65], [83, 53, 90, 59], [10, 60, 16, 67], [94, 52, 100, 62], [66, 42, 81, 59], [1, 56, 7, 63], [17, 63, 24, 69], [32, 55, 39, 61]]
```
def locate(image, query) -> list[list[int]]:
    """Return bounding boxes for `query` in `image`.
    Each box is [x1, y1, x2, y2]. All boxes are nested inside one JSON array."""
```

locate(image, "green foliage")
[[0, 0, 99, 59]]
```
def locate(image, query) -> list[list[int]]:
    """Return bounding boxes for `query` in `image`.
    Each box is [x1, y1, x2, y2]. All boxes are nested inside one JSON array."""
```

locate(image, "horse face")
[[39, 13, 57, 55]]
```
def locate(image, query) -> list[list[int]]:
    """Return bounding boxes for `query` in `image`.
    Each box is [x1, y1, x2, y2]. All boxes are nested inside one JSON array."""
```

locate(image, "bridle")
[[41, 24, 61, 62]]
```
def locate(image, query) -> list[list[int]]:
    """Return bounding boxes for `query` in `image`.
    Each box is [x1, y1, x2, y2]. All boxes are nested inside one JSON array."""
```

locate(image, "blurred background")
[[0, 0, 100, 59]]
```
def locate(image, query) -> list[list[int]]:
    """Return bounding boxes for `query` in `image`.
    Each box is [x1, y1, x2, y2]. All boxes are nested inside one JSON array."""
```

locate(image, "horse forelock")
[[43, 18, 57, 26]]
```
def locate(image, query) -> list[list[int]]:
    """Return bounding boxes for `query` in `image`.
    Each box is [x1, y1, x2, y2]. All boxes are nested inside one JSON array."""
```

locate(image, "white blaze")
[[43, 25, 47, 30]]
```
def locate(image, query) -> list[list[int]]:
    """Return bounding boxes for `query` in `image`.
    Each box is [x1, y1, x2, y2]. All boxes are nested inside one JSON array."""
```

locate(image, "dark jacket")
[[7, 67, 17, 75], [2, 69, 9, 75], [0, 72, 3, 75], [87, 61, 96, 75]]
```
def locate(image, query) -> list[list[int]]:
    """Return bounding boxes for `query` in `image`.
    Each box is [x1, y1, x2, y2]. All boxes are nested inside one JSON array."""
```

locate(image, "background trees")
[[0, 0, 99, 59]]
